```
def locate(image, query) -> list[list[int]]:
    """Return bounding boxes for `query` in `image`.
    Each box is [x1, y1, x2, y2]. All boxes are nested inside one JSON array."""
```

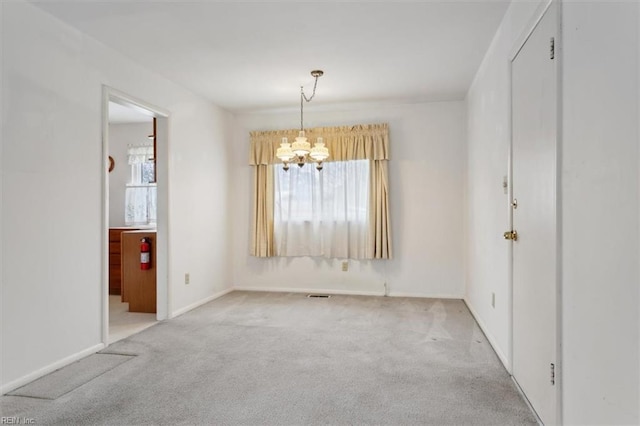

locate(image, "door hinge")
[[550, 363, 556, 385], [550, 37, 555, 60]]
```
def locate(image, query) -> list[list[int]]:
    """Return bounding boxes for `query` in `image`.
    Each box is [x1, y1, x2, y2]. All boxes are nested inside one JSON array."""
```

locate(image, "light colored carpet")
[[1, 291, 537, 425], [7, 354, 134, 400]]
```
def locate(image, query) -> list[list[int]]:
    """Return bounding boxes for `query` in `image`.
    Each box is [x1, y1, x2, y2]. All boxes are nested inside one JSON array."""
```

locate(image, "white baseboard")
[[463, 297, 510, 371], [388, 291, 463, 299], [233, 286, 385, 297], [170, 287, 234, 318], [1, 343, 105, 395], [233, 286, 463, 300]]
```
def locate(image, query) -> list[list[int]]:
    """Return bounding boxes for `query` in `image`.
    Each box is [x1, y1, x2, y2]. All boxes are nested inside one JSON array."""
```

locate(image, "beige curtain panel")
[[369, 160, 392, 259], [249, 123, 392, 259], [251, 164, 275, 257]]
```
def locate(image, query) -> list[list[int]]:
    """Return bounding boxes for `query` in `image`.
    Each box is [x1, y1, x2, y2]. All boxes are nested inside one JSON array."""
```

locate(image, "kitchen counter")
[[121, 229, 157, 313]]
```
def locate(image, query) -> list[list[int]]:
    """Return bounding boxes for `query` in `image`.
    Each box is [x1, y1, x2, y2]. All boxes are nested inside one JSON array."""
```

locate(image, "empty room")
[[1, 1, 639, 425]]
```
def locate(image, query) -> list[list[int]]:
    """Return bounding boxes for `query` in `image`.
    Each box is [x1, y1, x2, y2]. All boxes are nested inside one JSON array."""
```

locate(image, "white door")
[[511, 4, 558, 425]]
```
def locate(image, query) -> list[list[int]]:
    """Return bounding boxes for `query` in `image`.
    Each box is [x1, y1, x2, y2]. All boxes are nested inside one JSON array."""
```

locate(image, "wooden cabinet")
[[108, 228, 137, 295], [121, 230, 157, 313]]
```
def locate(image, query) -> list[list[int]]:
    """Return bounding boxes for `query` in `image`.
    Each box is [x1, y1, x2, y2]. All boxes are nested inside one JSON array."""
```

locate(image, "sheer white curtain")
[[127, 143, 154, 164], [125, 185, 157, 225], [125, 142, 156, 226], [274, 160, 369, 258]]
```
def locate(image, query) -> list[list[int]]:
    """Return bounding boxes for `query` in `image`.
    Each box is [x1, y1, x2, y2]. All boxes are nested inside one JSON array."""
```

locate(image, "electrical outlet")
[[491, 292, 495, 308], [185, 273, 190, 285], [341, 261, 348, 272]]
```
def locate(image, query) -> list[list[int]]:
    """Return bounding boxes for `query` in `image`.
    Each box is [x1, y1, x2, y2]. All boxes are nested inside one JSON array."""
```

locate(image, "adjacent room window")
[[125, 143, 156, 226], [274, 159, 369, 258], [249, 123, 392, 260]]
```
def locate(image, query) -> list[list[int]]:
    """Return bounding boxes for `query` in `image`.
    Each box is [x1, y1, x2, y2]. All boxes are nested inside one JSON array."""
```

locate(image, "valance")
[[128, 143, 154, 165], [249, 123, 389, 165]]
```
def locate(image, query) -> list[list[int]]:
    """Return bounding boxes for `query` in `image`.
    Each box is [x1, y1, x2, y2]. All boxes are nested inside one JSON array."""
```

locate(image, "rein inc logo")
[[1, 418, 35, 425]]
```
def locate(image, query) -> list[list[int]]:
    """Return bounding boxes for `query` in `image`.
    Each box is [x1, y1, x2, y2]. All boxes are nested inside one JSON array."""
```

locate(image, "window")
[[250, 123, 392, 260], [129, 160, 155, 186], [125, 144, 156, 226], [273, 160, 370, 258]]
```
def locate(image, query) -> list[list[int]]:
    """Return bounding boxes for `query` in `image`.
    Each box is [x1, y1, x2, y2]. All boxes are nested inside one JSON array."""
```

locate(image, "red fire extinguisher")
[[140, 237, 151, 270]]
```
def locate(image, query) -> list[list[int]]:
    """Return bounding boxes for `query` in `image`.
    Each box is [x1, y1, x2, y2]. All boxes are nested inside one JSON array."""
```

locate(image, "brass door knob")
[[503, 230, 518, 241]]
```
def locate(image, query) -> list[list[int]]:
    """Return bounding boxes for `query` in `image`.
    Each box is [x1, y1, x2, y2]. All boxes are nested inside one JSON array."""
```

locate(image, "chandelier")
[[276, 70, 329, 171]]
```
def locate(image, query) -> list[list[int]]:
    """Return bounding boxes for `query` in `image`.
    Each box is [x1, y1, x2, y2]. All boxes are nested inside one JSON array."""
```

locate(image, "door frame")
[[507, 0, 563, 423], [101, 86, 171, 346]]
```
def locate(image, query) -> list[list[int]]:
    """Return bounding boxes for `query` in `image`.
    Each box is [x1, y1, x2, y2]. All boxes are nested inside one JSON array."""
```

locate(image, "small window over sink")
[[126, 142, 156, 226]]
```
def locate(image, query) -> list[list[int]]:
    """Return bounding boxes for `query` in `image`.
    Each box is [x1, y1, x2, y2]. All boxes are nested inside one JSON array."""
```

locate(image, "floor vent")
[[307, 294, 331, 298]]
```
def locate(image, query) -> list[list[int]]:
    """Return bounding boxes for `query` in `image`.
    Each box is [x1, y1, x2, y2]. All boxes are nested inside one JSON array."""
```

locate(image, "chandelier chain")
[[301, 73, 320, 103], [300, 72, 321, 131]]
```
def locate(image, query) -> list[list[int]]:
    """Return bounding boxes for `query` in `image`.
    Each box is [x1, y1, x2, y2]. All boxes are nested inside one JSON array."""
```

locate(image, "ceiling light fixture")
[[276, 70, 329, 171]]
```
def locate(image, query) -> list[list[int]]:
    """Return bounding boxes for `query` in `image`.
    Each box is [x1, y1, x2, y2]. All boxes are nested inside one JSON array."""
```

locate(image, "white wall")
[[167, 100, 234, 313], [231, 101, 466, 298], [108, 122, 153, 227], [561, 2, 639, 424], [465, 0, 545, 364], [1, 1, 233, 392]]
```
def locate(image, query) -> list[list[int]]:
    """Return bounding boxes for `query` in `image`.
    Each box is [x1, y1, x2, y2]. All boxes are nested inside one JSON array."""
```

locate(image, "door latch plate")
[[503, 230, 518, 241]]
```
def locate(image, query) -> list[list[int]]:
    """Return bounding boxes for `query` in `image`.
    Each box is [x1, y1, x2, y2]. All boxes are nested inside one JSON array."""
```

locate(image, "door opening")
[[102, 87, 170, 345]]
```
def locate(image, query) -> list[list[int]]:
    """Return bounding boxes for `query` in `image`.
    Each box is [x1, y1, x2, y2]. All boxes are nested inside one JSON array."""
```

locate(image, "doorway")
[[509, 2, 560, 424], [102, 87, 170, 345]]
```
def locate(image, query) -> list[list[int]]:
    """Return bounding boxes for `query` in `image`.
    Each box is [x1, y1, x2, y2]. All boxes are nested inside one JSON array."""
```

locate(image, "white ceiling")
[[108, 102, 155, 123], [33, 1, 510, 112]]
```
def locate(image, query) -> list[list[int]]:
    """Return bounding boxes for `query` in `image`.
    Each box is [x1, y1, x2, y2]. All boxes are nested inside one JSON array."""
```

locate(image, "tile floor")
[[108, 295, 157, 343]]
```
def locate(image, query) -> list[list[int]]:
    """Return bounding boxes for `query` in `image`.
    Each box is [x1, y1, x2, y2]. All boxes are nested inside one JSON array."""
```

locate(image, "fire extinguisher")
[[140, 237, 151, 270]]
